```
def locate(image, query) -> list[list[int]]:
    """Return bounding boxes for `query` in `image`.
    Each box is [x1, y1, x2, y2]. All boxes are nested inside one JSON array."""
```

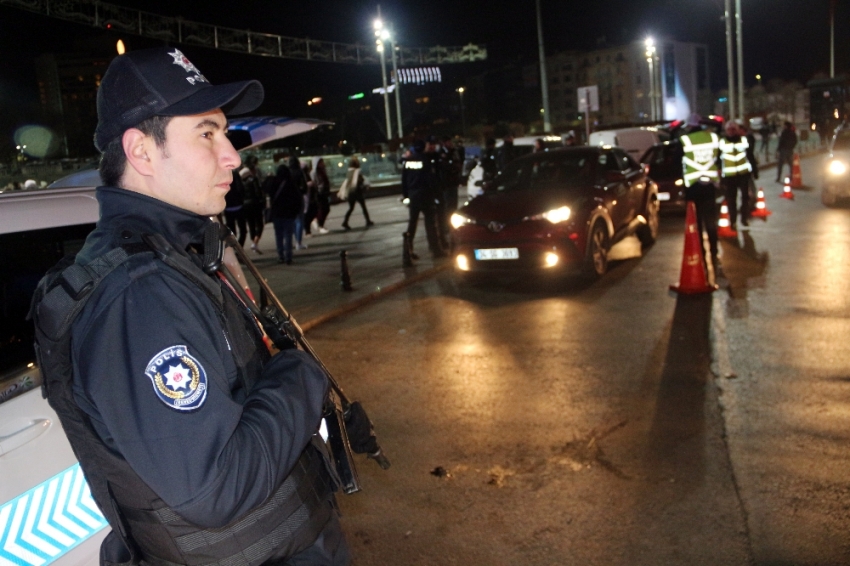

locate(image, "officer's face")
[[150, 109, 241, 216]]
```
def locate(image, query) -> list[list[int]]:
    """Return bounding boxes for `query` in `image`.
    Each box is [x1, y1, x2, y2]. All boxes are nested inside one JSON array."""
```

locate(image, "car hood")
[[460, 186, 587, 222]]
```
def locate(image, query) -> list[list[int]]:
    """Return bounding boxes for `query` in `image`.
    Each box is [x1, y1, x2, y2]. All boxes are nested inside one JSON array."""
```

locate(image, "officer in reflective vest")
[[681, 115, 721, 269], [720, 120, 757, 228]]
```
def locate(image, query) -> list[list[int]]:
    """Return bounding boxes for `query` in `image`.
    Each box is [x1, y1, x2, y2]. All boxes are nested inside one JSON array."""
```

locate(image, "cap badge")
[[167, 48, 208, 85]]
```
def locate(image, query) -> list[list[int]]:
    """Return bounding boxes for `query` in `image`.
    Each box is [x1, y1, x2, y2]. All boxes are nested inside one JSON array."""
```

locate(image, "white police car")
[[0, 182, 107, 566]]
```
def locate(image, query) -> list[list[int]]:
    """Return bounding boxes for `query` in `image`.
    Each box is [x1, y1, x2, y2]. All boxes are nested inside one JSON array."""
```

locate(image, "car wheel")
[[638, 192, 660, 246], [822, 187, 839, 208], [583, 221, 609, 278]]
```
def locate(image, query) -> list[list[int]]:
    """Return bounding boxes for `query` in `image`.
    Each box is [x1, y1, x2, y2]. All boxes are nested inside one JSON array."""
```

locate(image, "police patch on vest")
[[144, 345, 208, 411]]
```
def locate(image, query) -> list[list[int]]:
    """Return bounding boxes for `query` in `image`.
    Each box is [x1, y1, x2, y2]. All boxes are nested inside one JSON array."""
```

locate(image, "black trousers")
[[723, 174, 751, 226], [686, 182, 719, 263], [407, 195, 442, 253]]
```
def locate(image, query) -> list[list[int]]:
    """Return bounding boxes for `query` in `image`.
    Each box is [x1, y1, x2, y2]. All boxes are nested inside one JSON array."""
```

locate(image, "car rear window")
[[495, 154, 594, 192], [0, 223, 94, 402], [643, 143, 683, 178]]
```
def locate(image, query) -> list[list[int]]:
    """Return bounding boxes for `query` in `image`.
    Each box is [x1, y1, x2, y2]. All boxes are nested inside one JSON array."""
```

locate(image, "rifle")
[[208, 224, 390, 494]]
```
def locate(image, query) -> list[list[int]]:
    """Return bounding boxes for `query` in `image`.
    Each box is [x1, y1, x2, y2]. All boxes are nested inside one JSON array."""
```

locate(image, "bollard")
[[402, 232, 414, 267], [339, 250, 353, 291]]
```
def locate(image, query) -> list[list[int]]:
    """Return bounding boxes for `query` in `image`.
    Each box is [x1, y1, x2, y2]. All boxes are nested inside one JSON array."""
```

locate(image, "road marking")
[[711, 293, 736, 379]]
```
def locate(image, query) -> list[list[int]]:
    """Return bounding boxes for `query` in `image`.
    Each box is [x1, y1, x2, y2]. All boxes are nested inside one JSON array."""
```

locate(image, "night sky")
[[0, 0, 847, 151]]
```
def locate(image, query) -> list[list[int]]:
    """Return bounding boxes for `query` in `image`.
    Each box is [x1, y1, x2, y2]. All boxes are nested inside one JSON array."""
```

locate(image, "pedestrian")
[[240, 154, 266, 254], [402, 139, 444, 259], [564, 131, 578, 146], [302, 159, 318, 236], [759, 122, 771, 162], [497, 134, 517, 172], [533, 138, 545, 153], [312, 157, 331, 234], [680, 113, 721, 271], [266, 164, 303, 264], [288, 156, 309, 248], [720, 120, 757, 229], [775, 121, 798, 182], [223, 165, 247, 246], [30, 46, 350, 565], [340, 156, 373, 230], [481, 137, 498, 183]]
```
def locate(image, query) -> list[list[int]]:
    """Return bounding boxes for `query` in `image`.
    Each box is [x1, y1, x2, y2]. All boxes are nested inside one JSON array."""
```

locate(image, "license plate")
[[475, 248, 519, 260], [657, 192, 671, 201]]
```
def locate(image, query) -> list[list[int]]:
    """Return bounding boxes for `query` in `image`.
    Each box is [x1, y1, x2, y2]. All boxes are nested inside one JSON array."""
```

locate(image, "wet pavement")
[[240, 194, 451, 331]]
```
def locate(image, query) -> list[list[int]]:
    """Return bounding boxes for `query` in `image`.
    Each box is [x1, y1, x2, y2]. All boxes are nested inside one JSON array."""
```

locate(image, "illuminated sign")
[[394, 67, 442, 85], [347, 93, 365, 100]]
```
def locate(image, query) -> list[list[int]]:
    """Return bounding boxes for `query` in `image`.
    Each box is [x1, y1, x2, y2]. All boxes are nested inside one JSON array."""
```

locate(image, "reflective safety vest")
[[681, 131, 720, 187], [719, 135, 753, 177]]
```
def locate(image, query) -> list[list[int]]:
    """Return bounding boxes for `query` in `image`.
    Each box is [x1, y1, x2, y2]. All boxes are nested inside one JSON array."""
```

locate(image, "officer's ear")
[[123, 128, 155, 177]]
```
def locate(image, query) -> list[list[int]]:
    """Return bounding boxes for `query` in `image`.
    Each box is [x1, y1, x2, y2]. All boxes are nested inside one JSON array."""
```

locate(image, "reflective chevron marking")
[[1, 464, 108, 566]]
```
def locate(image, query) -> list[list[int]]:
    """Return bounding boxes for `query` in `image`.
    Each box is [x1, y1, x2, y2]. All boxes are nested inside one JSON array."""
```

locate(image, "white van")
[[589, 127, 668, 161]]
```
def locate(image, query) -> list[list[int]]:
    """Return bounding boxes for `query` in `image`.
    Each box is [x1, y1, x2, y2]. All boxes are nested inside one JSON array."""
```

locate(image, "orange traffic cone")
[[780, 176, 794, 200], [750, 187, 772, 219], [790, 153, 803, 188], [670, 201, 718, 295], [717, 200, 738, 238]]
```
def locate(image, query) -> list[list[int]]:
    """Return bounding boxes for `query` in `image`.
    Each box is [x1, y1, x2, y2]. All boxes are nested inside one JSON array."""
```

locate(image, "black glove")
[[345, 401, 391, 469]]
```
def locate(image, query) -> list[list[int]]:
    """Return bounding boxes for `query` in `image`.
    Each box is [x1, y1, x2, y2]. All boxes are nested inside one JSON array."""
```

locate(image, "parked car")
[[822, 122, 850, 207], [589, 127, 668, 161], [450, 146, 659, 279], [640, 139, 687, 212], [0, 184, 107, 566]]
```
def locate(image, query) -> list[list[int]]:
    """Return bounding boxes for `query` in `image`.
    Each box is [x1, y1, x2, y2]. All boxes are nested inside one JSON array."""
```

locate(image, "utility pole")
[[536, 0, 551, 133], [725, 0, 736, 122], [830, 0, 836, 78], [735, 0, 745, 121]]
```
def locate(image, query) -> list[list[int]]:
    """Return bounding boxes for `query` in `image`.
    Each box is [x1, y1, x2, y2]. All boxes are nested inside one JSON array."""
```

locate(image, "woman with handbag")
[[339, 157, 374, 230]]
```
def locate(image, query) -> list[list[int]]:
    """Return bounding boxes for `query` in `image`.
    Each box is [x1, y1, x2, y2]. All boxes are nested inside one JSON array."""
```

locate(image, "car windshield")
[[642, 143, 683, 178], [832, 128, 850, 151], [0, 223, 93, 381], [493, 154, 593, 192]]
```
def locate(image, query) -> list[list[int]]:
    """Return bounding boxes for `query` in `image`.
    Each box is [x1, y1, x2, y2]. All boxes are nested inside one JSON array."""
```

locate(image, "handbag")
[[337, 178, 349, 201]]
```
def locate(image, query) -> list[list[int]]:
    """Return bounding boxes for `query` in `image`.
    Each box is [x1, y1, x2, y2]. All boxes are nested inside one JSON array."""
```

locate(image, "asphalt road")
[[298, 153, 850, 564]]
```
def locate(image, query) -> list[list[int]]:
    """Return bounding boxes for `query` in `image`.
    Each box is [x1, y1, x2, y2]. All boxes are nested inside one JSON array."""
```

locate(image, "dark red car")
[[450, 146, 659, 278]]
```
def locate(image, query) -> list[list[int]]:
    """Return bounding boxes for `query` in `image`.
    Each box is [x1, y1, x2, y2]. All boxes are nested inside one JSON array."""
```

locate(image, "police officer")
[[35, 47, 349, 565], [402, 139, 444, 259], [720, 120, 757, 228], [480, 137, 498, 184], [681, 113, 722, 270]]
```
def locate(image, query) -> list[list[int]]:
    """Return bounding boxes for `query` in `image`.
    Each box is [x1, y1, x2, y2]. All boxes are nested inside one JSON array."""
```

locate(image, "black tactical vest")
[[29, 233, 333, 566]]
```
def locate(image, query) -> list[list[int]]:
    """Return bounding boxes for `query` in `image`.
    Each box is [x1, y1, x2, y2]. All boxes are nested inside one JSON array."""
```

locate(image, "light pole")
[[374, 15, 392, 142], [388, 29, 403, 140], [725, 0, 736, 122], [645, 38, 656, 122], [535, 0, 551, 133], [456, 87, 466, 137], [735, 0, 745, 121]]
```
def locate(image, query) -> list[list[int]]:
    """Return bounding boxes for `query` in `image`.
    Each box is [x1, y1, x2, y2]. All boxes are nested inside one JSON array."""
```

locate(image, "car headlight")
[[828, 159, 847, 176], [450, 212, 473, 229], [527, 206, 571, 224]]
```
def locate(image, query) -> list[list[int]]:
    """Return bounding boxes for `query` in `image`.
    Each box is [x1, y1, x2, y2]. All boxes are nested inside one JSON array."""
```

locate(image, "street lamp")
[[456, 87, 466, 137], [374, 17, 392, 142], [645, 37, 657, 122]]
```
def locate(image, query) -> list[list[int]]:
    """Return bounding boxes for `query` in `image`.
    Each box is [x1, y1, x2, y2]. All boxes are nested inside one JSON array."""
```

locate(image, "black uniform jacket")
[[70, 186, 328, 528]]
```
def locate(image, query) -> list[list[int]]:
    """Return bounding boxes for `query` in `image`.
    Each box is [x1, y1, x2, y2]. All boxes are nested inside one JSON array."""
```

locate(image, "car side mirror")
[[604, 170, 626, 183]]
